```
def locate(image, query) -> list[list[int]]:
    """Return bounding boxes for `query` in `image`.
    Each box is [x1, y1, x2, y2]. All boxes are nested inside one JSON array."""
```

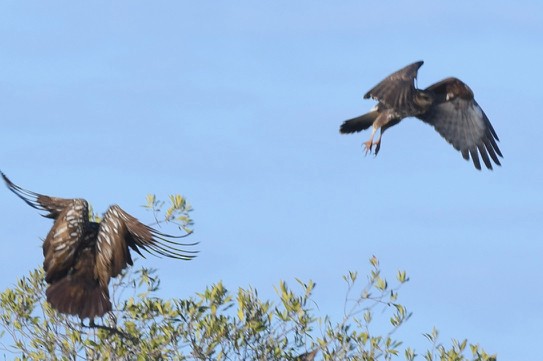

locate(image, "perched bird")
[[2, 172, 197, 320], [340, 61, 502, 170]]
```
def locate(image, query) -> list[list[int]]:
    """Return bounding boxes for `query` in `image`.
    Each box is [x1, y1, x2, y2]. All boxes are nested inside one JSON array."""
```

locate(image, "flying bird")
[[340, 61, 502, 170], [2, 172, 197, 320]]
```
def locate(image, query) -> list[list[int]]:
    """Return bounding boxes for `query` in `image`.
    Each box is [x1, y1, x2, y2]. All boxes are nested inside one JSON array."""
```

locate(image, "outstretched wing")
[[1, 172, 75, 219], [418, 77, 502, 170], [42, 199, 91, 284], [364, 61, 424, 113], [95, 205, 197, 285], [1, 172, 90, 282]]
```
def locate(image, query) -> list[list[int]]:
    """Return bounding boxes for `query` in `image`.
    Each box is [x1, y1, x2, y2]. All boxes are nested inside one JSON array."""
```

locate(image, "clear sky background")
[[1, 1, 542, 359]]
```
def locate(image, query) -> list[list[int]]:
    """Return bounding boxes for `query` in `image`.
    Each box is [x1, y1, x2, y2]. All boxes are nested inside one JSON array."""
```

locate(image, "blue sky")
[[1, 1, 542, 359]]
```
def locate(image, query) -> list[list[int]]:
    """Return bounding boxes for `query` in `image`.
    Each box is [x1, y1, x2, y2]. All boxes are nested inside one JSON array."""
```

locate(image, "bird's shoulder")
[[424, 77, 474, 103]]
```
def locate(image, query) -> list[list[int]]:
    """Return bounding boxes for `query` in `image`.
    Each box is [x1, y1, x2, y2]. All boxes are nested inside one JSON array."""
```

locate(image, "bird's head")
[[415, 91, 434, 109]]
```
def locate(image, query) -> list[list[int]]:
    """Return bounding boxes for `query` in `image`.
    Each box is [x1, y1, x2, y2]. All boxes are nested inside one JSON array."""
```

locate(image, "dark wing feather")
[[95, 205, 198, 285], [1, 172, 90, 282], [364, 61, 424, 113], [42, 199, 90, 284], [418, 78, 502, 170], [1, 172, 76, 219]]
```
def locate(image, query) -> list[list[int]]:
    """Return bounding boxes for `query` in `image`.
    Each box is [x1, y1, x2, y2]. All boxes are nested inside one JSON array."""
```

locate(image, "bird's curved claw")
[[374, 140, 381, 156], [363, 140, 374, 156]]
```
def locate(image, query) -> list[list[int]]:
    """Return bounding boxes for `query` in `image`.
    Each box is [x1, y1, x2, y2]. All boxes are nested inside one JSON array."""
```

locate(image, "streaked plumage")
[[2, 172, 197, 319], [340, 61, 502, 170]]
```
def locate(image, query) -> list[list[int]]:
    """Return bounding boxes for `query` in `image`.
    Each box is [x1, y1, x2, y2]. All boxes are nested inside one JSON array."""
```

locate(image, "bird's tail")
[[339, 111, 378, 134], [46, 277, 111, 319]]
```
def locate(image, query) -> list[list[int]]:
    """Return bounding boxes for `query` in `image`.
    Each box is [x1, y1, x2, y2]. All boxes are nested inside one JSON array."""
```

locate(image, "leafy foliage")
[[0, 264, 495, 361], [0, 197, 495, 360]]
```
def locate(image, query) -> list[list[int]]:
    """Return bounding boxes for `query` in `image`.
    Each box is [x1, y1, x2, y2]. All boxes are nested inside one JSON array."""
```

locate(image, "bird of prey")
[[340, 61, 502, 170], [2, 172, 197, 320]]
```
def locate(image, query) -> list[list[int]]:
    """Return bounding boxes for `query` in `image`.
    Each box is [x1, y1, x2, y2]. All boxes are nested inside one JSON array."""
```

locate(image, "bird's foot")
[[81, 318, 96, 328], [373, 139, 382, 156], [363, 140, 374, 155]]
